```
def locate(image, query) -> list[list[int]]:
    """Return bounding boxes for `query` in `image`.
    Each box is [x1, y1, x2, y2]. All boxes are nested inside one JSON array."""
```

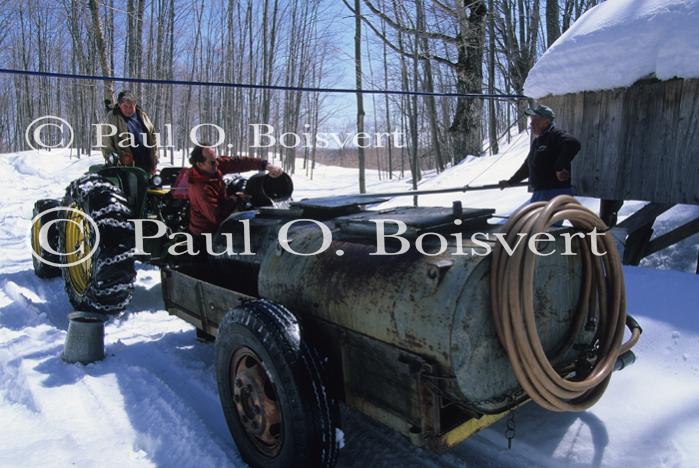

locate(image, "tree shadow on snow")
[[0, 269, 72, 330], [0, 263, 168, 332], [454, 403, 609, 468], [31, 327, 243, 466], [336, 402, 608, 468]]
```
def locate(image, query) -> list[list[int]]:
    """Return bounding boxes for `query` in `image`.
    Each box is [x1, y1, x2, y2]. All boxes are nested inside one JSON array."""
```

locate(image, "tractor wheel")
[[215, 300, 340, 468], [59, 173, 136, 314], [31, 199, 62, 278]]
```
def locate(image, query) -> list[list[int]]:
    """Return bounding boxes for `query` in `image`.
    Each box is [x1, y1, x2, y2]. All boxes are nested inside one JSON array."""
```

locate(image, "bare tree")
[[344, 0, 487, 161], [354, 0, 367, 192], [546, 0, 561, 47], [487, 0, 499, 153], [87, 0, 114, 105], [562, 0, 600, 32], [495, 0, 540, 132]]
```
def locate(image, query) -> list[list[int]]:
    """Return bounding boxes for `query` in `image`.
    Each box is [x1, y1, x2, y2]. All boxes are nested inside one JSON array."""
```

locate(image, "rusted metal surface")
[[160, 266, 252, 336], [450, 237, 592, 413], [259, 228, 461, 368], [231, 347, 283, 456], [163, 204, 597, 443], [257, 220, 593, 414]]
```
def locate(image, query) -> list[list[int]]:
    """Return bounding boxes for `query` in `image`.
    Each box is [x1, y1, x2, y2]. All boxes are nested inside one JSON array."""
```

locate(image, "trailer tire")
[[31, 199, 62, 278], [59, 173, 136, 314], [215, 299, 339, 468]]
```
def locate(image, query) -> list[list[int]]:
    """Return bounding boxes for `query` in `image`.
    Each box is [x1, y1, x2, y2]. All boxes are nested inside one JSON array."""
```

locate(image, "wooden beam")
[[645, 217, 699, 256], [623, 225, 654, 266], [617, 202, 674, 233]]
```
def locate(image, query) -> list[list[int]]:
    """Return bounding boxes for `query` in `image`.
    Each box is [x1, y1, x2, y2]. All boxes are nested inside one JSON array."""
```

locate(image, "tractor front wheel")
[[59, 173, 136, 314]]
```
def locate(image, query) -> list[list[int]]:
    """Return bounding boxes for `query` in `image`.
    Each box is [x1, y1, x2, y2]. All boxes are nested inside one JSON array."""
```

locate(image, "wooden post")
[[599, 199, 624, 227], [617, 202, 674, 265]]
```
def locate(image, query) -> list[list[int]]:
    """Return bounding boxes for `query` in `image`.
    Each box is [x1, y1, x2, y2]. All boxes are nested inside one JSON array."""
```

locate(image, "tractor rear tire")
[[59, 173, 136, 314], [31, 198, 62, 278], [215, 299, 340, 468]]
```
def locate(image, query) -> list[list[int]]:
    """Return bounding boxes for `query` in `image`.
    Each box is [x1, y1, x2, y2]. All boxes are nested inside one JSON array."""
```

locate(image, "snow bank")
[[524, 0, 699, 98]]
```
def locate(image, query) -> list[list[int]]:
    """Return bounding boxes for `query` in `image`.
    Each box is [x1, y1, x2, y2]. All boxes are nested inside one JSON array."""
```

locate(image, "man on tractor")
[[184, 144, 283, 235], [99, 90, 159, 174]]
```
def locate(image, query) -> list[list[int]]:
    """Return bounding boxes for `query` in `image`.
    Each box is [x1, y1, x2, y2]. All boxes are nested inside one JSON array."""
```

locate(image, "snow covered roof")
[[524, 0, 699, 98]]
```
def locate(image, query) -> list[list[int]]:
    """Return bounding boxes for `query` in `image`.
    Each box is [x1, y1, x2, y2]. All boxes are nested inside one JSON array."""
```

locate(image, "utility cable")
[[0, 68, 528, 100]]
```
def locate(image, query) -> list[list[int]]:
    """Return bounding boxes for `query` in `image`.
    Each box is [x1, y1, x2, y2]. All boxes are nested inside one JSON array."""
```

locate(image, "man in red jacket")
[[187, 144, 283, 235]]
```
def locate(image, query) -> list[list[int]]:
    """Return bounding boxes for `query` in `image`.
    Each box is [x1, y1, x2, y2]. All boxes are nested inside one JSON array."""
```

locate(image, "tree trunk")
[[87, 0, 114, 105], [546, 0, 561, 47], [487, 0, 498, 154], [380, 16, 393, 179], [449, 0, 486, 159], [416, 0, 444, 171], [354, 0, 366, 193]]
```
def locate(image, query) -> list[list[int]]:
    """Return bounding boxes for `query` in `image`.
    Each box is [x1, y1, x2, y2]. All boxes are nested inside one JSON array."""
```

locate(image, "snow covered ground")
[[1, 136, 699, 467]]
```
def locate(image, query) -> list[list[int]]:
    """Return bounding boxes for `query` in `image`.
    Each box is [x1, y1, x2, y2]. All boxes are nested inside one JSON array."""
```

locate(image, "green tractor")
[[30, 161, 189, 313], [31, 159, 293, 314]]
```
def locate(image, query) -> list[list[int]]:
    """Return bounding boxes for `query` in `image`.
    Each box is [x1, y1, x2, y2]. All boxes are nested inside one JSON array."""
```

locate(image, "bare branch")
[[361, 0, 458, 44], [341, 0, 456, 66], [432, 0, 457, 17]]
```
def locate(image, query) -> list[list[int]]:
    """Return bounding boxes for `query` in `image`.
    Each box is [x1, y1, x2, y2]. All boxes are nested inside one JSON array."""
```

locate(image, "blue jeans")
[[530, 187, 574, 203], [530, 187, 574, 227]]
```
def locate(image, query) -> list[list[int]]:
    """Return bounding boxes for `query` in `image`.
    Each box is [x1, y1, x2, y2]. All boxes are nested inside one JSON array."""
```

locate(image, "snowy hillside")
[[2, 137, 699, 467]]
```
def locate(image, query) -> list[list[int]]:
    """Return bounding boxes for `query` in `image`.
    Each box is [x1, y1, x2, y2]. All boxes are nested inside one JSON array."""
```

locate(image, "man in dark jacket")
[[499, 105, 581, 202], [187, 145, 283, 235]]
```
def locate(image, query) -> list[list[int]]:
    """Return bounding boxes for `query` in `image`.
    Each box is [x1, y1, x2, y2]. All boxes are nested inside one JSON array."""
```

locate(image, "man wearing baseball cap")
[[99, 90, 159, 174], [499, 104, 581, 202]]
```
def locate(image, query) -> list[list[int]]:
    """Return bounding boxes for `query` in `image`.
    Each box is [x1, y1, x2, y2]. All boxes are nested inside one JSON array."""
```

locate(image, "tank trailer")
[[30, 163, 640, 468], [162, 193, 640, 467]]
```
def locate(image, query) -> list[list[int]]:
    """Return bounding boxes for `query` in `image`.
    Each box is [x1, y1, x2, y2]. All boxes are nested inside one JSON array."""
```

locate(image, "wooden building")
[[540, 77, 699, 205], [537, 76, 699, 270]]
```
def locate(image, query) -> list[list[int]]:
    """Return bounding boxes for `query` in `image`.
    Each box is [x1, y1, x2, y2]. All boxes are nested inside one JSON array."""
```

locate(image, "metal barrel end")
[[62, 311, 107, 364]]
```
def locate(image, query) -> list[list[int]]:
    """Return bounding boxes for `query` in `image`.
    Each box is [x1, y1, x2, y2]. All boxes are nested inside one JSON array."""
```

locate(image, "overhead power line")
[[0, 68, 528, 100]]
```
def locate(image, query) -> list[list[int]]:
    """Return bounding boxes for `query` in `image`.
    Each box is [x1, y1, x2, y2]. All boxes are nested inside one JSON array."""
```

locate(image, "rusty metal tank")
[[212, 196, 591, 414]]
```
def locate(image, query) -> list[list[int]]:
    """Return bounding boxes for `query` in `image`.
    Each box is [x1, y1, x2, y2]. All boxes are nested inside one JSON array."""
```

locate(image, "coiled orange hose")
[[490, 195, 641, 411]]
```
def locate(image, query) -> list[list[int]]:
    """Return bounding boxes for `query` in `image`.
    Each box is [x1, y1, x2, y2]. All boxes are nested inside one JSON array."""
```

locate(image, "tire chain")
[[77, 181, 116, 199], [62, 174, 136, 314], [97, 217, 135, 231], [91, 282, 134, 297], [95, 248, 137, 270], [92, 203, 132, 220], [87, 296, 133, 313]]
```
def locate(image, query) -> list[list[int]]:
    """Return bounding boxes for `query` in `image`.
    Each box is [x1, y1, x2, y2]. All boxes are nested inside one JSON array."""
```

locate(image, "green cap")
[[525, 105, 555, 120], [117, 90, 137, 103]]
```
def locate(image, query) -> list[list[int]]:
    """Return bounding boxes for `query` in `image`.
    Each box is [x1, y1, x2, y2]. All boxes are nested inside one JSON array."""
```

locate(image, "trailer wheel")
[[31, 199, 62, 278], [59, 173, 136, 314], [215, 300, 339, 468]]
